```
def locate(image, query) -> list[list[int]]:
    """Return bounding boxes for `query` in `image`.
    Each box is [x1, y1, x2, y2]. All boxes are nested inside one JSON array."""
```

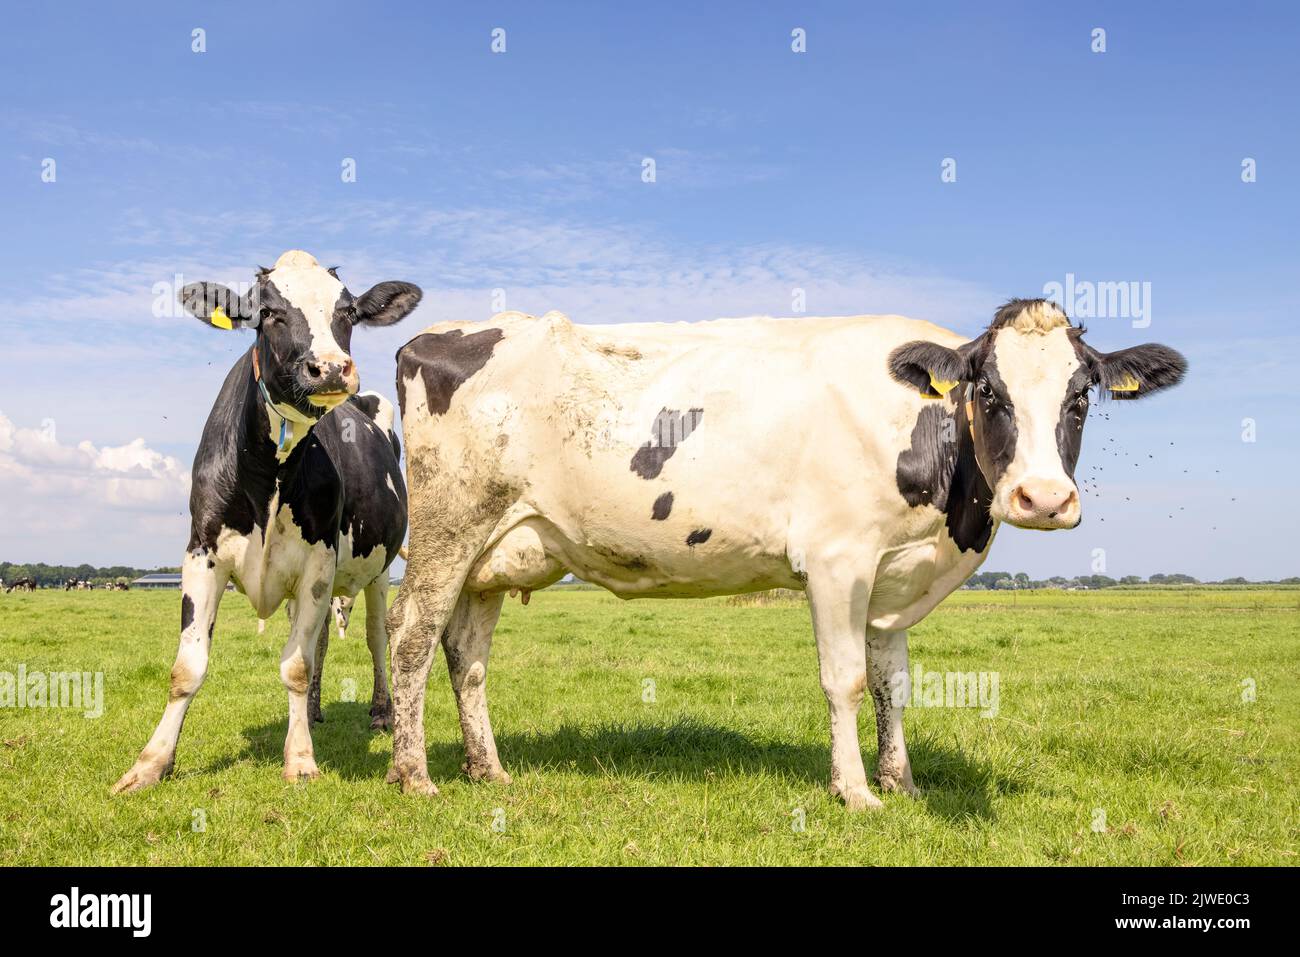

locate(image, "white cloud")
[[0, 408, 189, 527]]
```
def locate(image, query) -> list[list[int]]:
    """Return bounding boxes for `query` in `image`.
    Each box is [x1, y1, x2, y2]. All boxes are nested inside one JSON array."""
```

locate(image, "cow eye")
[[259, 307, 274, 322], [977, 379, 994, 398], [1074, 390, 1089, 410]]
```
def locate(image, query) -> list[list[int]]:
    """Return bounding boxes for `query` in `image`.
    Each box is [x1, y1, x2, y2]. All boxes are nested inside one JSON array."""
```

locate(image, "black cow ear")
[[1093, 343, 1188, 400], [179, 283, 250, 330], [888, 339, 974, 398], [354, 281, 422, 327]]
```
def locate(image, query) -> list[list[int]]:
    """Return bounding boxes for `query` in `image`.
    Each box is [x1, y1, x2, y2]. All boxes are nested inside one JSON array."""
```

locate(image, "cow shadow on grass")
[[450, 719, 1019, 822], [202, 701, 391, 781], [218, 709, 1019, 821]]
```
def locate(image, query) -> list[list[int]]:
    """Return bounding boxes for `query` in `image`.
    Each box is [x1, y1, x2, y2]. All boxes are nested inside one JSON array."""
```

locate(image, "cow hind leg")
[[364, 578, 392, 730], [806, 564, 883, 811], [866, 627, 919, 797], [387, 515, 508, 797], [112, 550, 229, 794], [444, 590, 508, 783]]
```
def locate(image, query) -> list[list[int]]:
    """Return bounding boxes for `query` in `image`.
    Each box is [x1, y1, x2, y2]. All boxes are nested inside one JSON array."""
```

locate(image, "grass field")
[[1, 587, 1296, 865]]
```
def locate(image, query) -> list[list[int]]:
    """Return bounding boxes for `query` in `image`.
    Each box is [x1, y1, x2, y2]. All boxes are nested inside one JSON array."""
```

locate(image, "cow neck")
[[251, 344, 315, 462]]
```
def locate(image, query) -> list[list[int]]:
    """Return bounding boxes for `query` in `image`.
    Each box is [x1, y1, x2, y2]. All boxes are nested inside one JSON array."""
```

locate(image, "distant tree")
[[1120, 575, 1144, 585]]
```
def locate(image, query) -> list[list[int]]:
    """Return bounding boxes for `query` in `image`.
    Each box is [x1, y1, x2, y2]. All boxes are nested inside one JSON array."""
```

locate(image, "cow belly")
[[466, 517, 796, 598]]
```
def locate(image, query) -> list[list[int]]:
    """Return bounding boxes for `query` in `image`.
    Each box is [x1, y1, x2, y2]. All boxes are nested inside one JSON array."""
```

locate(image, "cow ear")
[[179, 283, 250, 330], [354, 281, 422, 327], [1093, 343, 1187, 400], [889, 340, 974, 398]]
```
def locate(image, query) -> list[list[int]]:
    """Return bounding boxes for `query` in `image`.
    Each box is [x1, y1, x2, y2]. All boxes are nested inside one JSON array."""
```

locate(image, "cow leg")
[[387, 518, 505, 796], [866, 627, 919, 798], [364, 578, 392, 731], [112, 549, 229, 794], [307, 618, 329, 724], [805, 566, 882, 811], [444, 590, 508, 783], [281, 561, 334, 781]]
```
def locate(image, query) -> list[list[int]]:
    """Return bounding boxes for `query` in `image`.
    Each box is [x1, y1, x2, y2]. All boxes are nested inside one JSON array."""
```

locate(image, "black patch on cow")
[[896, 405, 959, 510], [895, 398, 993, 553], [1056, 343, 1093, 476], [180, 594, 194, 632], [686, 528, 712, 546], [395, 328, 504, 417], [971, 350, 1017, 489], [651, 491, 674, 520], [629, 408, 704, 479]]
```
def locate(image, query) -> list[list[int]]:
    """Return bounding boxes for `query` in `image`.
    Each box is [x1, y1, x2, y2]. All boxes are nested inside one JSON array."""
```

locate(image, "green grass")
[[0, 587, 1296, 865]]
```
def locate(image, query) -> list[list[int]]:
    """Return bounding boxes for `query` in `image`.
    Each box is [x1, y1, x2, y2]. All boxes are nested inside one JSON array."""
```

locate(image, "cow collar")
[[251, 346, 315, 453]]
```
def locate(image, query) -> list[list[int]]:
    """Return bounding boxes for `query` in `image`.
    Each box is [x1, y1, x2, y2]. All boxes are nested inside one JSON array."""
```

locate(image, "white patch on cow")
[[385, 473, 397, 496], [987, 326, 1081, 514], [266, 250, 348, 367]]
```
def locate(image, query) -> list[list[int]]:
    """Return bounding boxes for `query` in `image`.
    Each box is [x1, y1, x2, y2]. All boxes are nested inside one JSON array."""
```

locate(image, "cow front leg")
[[112, 549, 229, 794], [867, 627, 919, 798], [363, 579, 393, 730], [806, 565, 882, 811], [307, 618, 329, 724], [444, 590, 508, 783], [282, 562, 334, 781]]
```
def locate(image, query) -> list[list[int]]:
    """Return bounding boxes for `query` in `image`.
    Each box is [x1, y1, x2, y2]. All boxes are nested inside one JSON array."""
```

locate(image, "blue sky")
[[1, 1, 1296, 579]]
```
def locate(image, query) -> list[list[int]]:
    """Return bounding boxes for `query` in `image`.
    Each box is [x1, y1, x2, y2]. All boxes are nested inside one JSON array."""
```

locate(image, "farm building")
[[131, 574, 182, 590]]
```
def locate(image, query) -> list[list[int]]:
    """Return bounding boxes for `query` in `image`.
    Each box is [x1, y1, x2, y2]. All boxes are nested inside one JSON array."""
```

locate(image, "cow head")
[[179, 250, 422, 421], [889, 299, 1187, 530]]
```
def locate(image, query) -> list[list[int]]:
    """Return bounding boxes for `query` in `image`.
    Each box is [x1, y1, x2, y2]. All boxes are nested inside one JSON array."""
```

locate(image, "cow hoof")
[[400, 775, 439, 798], [369, 711, 393, 732], [283, 760, 321, 782], [877, 776, 921, 799], [309, 711, 325, 725], [110, 761, 170, 795], [462, 761, 511, 785], [832, 782, 884, 811]]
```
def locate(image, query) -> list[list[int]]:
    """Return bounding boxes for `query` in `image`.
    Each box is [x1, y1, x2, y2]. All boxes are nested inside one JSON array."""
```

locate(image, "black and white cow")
[[385, 299, 1186, 805], [113, 251, 420, 793]]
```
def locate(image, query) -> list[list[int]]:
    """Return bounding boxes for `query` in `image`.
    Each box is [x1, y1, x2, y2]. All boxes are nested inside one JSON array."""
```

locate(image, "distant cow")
[[113, 251, 419, 793], [5, 578, 36, 594], [386, 299, 1186, 806]]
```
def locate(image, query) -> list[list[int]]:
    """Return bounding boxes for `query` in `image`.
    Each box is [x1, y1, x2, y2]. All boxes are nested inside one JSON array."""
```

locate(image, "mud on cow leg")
[[444, 590, 509, 783], [308, 619, 329, 724], [867, 627, 919, 798]]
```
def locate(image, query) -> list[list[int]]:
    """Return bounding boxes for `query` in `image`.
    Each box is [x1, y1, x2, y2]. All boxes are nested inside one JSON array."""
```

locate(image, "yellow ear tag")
[[927, 371, 958, 397], [1110, 374, 1140, 392], [209, 306, 233, 330]]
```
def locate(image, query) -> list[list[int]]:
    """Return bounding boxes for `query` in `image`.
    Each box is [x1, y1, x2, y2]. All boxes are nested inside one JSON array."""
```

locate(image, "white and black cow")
[[385, 299, 1186, 805], [113, 251, 420, 793]]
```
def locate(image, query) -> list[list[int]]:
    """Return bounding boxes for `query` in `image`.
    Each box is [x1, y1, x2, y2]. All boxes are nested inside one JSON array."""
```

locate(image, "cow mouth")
[[306, 390, 352, 409]]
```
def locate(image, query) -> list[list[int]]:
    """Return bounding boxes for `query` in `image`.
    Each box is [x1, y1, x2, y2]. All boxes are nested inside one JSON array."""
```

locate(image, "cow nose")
[[1007, 480, 1079, 528], [303, 355, 356, 391]]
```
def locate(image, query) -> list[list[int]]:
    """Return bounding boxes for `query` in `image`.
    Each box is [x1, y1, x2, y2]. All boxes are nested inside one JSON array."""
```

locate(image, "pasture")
[[0, 587, 1295, 866]]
